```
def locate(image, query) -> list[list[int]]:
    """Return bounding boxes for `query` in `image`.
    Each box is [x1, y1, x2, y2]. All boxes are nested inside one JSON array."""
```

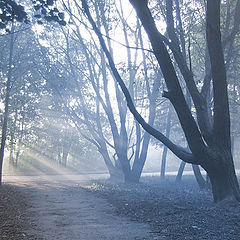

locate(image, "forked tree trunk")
[[107, 160, 123, 182], [98, 147, 124, 182], [130, 136, 150, 183], [119, 154, 134, 183]]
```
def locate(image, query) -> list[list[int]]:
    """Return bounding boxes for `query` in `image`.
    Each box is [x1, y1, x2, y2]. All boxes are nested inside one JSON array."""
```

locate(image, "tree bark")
[[205, 151, 240, 202], [161, 106, 172, 179], [176, 161, 186, 182]]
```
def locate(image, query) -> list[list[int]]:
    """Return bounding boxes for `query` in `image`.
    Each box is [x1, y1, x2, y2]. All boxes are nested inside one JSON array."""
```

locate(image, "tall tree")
[[44, 0, 164, 182], [81, 0, 240, 202]]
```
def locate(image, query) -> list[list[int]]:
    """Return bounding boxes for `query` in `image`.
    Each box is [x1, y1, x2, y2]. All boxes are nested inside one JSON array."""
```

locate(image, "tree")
[[0, 0, 67, 182], [0, 23, 14, 184], [0, 0, 66, 33], [40, 0, 164, 183], [0, 0, 27, 30], [81, 0, 240, 202], [0, 22, 49, 181]]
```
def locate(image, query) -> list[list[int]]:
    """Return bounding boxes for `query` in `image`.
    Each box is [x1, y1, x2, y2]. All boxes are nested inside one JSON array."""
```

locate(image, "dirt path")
[[10, 179, 157, 240]]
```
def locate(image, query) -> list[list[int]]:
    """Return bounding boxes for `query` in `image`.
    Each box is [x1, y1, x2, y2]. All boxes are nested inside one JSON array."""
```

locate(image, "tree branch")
[[81, 0, 198, 164], [128, 0, 207, 156], [206, 0, 231, 149], [165, 0, 213, 145]]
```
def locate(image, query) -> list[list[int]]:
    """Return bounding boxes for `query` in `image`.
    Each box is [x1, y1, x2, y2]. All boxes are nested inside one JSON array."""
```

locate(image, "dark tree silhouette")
[[81, 0, 240, 202]]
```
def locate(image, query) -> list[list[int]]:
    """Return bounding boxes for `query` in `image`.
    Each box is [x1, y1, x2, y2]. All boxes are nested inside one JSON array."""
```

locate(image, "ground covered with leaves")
[[1, 176, 240, 240], [0, 184, 37, 240], [86, 176, 240, 240]]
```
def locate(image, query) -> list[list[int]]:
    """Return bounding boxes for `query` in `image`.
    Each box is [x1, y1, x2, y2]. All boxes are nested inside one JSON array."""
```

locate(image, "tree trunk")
[[202, 150, 240, 202], [58, 149, 62, 164], [130, 133, 151, 183], [9, 109, 17, 166], [108, 166, 124, 182], [98, 147, 123, 182], [61, 140, 72, 167], [119, 153, 133, 183], [61, 150, 68, 166], [192, 165, 207, 189], [161, 106, 172, 179], [9, 141, 14, 166], [161, 146, 168, 179], [210, 173, 232, 202], [176, 161, 186, 182], [15, 117, 25, 167], [208, 168, 239, 202]]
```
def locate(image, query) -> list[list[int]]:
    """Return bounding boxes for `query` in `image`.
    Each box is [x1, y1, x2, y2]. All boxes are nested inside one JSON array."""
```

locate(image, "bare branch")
[[81, 0, 198, 164]]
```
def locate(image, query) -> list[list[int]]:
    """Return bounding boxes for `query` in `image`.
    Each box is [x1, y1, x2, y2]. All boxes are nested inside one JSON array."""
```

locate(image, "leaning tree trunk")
[[192, 165, 207, 189], [176, 159, 207, 188], [176, 161, 186, 182]]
